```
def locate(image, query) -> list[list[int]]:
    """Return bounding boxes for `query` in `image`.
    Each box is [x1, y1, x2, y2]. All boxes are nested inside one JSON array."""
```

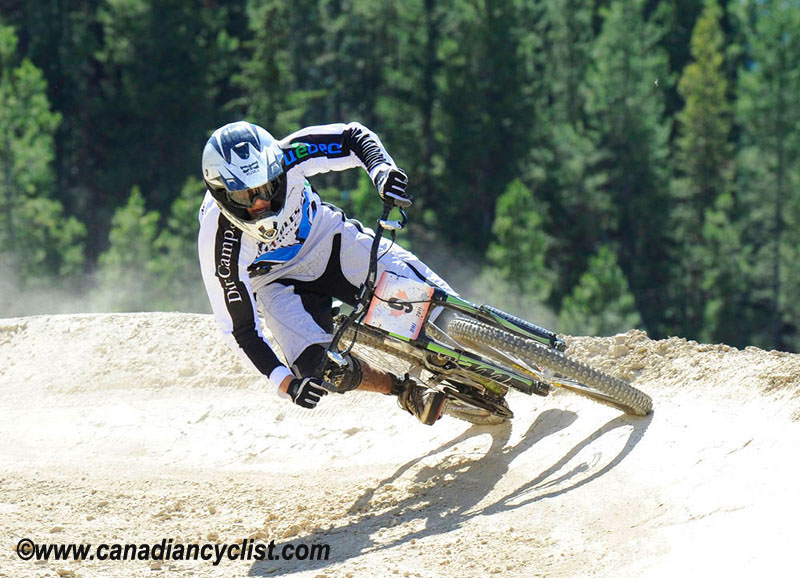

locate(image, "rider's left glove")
[[287, 377, 328, 409], [375, 167, 412, 208]]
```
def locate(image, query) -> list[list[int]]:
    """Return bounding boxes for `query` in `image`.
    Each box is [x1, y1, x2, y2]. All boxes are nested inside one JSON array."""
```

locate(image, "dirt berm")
[[1, 313, 798, 577]]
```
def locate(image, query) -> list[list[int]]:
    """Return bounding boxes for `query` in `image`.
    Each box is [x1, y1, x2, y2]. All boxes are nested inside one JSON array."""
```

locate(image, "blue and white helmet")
[[202, 121, 286, 242]]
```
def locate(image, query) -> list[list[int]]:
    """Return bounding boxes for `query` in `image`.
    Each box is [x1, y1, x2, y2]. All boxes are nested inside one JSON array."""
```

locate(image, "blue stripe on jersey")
[[251, 185, 316, 266]]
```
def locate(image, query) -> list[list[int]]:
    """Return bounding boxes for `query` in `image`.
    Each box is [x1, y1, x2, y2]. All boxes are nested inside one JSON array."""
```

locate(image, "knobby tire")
[[448, 318, 653, 416]]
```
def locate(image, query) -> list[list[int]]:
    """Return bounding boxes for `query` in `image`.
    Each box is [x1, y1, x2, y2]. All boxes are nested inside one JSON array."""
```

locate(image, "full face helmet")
[[202, 121, 287, 242]]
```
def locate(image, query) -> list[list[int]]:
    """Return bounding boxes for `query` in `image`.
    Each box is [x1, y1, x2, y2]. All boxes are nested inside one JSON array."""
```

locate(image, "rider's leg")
[[292, 343, 443, 424], [292, 343, 392, 394], [257, 277, 401, 396], [336, 218, 455, 296], [357, 362, 394, 394], [392, 374, 446, 426], [255, 217, 453, 423]]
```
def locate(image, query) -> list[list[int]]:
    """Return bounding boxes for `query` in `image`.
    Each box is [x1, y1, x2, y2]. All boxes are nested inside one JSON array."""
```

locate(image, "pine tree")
[[150, 177, 210, 312], [734, 0, 800, 350], [376, 0, 444, 208], [671, 0, 734, 340], [543, 0, 596, 127], [487, 179, 553, 299], [235, 0, 317, 136], [0, 25, 86, 297], [583, 0, 674, 337], [523, 0, 606, 305], [559, 245, 642, 336], [1, 0, 106, 221], [94, 0, 240, 217], [94, 187, 159, 312], [433, 0, 536, 253], [700, 191, 757, 347]]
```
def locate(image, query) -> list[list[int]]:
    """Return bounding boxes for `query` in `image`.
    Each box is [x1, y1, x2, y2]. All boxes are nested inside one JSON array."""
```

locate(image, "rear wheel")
[[441, 382, 512, 425], [448, 318, 652, 416], [337, 321, 515, 424]]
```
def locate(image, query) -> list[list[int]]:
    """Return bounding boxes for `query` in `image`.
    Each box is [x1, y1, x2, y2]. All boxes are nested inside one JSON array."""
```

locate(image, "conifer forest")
[[1, 0, 799, 351]]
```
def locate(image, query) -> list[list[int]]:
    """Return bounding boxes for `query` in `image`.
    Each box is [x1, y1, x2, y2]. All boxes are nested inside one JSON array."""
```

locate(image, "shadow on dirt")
[[248, 408, 653, 576]]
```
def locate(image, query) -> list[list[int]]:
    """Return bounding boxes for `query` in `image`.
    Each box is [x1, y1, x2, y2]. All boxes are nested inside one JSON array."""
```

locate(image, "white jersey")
[[197, 123, 447, 393]]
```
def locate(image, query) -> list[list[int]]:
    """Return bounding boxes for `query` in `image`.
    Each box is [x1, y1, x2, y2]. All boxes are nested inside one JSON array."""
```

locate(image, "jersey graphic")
[[283, 142, 346, 168], [251, 185, 317, 267]]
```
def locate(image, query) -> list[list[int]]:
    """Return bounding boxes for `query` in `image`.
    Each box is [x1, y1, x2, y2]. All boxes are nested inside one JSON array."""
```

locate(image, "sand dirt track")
[[1, 312, 799, 578]]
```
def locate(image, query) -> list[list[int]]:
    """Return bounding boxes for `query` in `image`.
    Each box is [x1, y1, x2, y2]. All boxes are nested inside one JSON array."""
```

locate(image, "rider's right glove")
[[287, 376, 328, 409], [375, 167, 412, 208]]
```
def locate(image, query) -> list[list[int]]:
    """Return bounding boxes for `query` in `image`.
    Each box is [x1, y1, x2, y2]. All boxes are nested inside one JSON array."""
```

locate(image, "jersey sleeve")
[[198, 201, 293, 392], [278, 122, 396, 181]]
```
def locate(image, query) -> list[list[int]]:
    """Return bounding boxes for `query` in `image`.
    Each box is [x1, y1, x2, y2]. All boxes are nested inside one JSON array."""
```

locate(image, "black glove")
[[375, 167, 412, 208], [286, 377, 328, 409]]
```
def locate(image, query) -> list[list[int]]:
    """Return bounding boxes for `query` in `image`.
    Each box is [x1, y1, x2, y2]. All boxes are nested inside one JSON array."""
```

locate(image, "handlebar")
[[379, 207, 408, 231]]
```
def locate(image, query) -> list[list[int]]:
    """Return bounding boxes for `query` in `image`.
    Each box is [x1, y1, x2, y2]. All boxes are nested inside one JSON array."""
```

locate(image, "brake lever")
[[379, 208, 407, 231]]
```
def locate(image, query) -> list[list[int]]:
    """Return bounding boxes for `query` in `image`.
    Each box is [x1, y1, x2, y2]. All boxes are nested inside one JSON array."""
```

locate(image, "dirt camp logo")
[[283, 142, 344, 168], [216, 225, 244, 304]]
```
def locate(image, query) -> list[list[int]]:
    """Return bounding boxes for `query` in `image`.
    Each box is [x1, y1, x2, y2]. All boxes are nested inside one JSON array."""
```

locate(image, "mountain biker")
[[198, 120, 449, 425]]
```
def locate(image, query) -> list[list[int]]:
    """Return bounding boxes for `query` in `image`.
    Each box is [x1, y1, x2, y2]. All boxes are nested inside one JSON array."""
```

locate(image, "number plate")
[[364, 272, 434, 340]]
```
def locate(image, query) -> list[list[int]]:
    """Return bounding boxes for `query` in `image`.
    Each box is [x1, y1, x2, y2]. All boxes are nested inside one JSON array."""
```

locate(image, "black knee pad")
[[293, 344, 363, 393], [293, 344, 328, 378]]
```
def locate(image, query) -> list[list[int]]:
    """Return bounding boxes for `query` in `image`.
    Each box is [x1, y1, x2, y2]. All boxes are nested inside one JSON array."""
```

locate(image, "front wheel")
[[448, 318, 652, 416]]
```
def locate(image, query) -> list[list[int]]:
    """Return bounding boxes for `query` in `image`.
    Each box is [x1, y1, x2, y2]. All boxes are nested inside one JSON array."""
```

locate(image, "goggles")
[[227, 177, 283, 209]]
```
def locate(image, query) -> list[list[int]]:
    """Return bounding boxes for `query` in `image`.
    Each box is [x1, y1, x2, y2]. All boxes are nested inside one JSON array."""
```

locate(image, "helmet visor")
[[227, 176, 283, 209]]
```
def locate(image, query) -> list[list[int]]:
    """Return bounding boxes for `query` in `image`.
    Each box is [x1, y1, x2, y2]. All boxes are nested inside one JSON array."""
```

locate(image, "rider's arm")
[[197, 197, 293, 395], [278, 122, 397, 181]]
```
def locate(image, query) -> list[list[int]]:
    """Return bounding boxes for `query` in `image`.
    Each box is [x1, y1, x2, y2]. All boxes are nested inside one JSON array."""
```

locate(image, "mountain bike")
[[325, 204, 653, 425]]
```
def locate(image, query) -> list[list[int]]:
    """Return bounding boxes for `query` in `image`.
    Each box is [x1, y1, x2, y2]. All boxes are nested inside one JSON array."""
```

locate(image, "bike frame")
[[325, 204, 557, 399]]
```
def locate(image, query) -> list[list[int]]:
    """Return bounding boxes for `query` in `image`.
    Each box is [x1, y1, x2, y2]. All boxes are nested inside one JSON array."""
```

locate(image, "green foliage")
[[151, 177, 210, 313], [670, 0, 734, 339], [583, 0, 674, 336], [699, 191, 756, 347], [8, 0, 106, 224], [734, 0, 800, 349], [321, 172, 375, 225], [518, 0, 607, 307], [94, 180, 210, 313], [675, 0, 732, 189], [233, 0, 311, 135], [94, 187, 160, 311], [655, 0, 706, 119], [375, 0, 443, 207], [542, 0, 596, 126], [559, 245, 642, 336], [0, 25, 86, 293], [94, 0, 241, 214], [3, 0, 800, 351], [487, 179, 553, 299], [432, 0, 537, 252]]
